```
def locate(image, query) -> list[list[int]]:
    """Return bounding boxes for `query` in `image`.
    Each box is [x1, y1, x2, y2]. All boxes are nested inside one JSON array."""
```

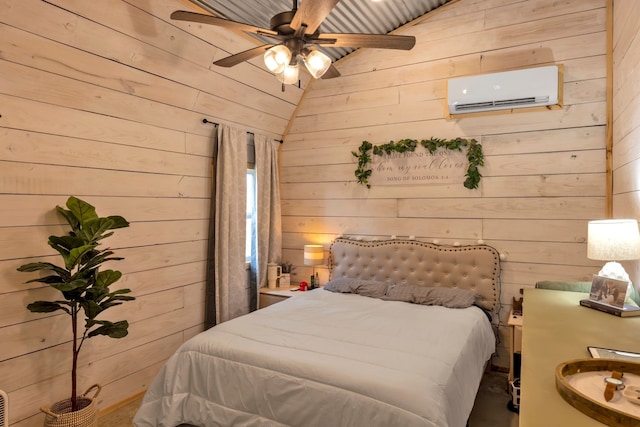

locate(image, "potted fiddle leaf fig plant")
[[17, 196, 135, 425]]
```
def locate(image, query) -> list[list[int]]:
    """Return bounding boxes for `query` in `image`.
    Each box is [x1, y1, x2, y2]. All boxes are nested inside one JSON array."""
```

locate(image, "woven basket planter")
[[41, 385, 101, 427]]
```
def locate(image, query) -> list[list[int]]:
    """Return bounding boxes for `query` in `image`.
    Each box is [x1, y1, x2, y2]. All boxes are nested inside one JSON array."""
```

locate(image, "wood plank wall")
[[0, 0, 298, 425], [1, 0, 628, 421], [281, 0, 609, 369], [612, 1, 640, 286]]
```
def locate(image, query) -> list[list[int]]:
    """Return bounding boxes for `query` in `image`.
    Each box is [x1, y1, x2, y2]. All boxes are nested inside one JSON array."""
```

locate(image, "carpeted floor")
[[100, 371, 519, 426]]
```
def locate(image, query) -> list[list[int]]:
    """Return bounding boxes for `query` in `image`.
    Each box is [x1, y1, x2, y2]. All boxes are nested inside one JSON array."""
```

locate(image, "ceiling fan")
[[171, 0, 416, 83]]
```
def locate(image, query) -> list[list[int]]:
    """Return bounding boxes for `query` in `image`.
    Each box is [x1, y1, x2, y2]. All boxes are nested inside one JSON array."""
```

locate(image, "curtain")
[[251, 135, 282, 310], [211, 124, 248, 324]]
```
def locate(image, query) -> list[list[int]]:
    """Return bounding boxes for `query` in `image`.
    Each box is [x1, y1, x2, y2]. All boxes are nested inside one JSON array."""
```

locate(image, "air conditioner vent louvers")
[[447, 66, 560, 115], [0, 389, 7, 427], [454, 96, 550, 112]]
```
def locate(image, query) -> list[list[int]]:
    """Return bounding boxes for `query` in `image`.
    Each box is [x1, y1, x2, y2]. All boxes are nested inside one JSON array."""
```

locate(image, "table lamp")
[[587, 219, 640, 289], [304, 244, 324, 287]]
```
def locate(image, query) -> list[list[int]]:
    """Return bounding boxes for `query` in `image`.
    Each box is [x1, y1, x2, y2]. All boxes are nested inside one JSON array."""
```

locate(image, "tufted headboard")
[[329, 238, 501, 312]]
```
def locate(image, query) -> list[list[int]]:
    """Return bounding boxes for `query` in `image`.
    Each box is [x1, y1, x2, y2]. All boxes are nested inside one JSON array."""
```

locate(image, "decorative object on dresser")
[[580, 274, 640, 317], [587, 275, 629, 308], [134, 237, 502, 427], [588, 346, 640, 361], [17, 196, 134, 427], [556, 358, 640, 425], [587, 219, 640, 293]]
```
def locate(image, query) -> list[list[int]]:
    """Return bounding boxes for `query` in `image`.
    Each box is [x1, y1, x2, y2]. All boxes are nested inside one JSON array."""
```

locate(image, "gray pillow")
[[383, 284, 431, 303], [384, 284, 477, 308], [324, 278, 389, 298]]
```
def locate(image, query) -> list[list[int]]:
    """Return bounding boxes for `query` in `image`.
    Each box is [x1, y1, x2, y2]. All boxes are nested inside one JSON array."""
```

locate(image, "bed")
[[133, 237, 501, 427]]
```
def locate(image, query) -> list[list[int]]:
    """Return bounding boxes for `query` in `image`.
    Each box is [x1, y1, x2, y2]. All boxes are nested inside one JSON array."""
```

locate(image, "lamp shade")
[[303, 50, 332, 79], [278, 63, 299, 85], [304, 244, 324, 266], [264, 45, 291, 74], [587, 219, 640, 261]]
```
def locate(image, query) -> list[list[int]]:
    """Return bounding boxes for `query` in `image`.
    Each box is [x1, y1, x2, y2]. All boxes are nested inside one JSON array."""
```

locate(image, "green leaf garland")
[[352, 137, 484, 189]]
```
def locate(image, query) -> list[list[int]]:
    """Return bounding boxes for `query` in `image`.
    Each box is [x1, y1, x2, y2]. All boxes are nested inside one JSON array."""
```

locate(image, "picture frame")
[[587, 346, 640, 361], [588, 274, 629, 308]]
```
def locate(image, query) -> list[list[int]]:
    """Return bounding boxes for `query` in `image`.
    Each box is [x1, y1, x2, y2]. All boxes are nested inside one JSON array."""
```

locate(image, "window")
[[246, 168, 256, 263]]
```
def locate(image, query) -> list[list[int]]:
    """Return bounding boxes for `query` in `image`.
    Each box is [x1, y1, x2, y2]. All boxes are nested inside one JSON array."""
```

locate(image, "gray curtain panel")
[[205, 126, 282, 324], [213, 124, 249, 323], [252, 136, 282, 307]]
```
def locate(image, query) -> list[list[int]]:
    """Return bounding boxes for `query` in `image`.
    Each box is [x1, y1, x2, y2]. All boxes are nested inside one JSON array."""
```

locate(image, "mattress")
[[133, 289, 495, 427]]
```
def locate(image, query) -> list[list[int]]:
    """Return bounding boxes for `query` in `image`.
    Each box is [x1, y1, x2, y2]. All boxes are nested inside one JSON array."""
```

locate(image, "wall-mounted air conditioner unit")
[[446, 65, 562, 116]]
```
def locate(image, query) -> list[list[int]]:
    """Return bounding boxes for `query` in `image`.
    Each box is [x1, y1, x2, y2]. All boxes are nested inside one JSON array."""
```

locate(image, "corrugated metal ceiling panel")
[[186, 0, 452, 61]]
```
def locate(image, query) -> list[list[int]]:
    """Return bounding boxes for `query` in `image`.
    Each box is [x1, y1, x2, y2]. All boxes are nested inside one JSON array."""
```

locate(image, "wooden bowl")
[[556, 358, 640, 426]]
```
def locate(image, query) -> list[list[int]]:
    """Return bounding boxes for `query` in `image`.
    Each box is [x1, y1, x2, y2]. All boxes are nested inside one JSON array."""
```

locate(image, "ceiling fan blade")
[[214, 44, 274, 67], [322, 33, 416, 50], [321, 64, 341, 79], [290, 0, 340, 34], [171, 10, 276, 36]]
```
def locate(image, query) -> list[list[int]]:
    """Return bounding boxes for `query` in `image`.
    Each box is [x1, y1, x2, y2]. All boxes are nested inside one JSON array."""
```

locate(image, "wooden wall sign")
[[352, 138, 484, 189], [368, 146, 467, 186]]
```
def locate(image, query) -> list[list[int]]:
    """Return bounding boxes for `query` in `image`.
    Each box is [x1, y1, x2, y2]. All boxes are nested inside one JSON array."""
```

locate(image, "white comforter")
[[134, 289, 495, 427]]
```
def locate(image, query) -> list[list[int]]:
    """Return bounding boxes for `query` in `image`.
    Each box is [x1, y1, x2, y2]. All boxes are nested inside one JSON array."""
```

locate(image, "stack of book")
[[579, 298, 640, 317]]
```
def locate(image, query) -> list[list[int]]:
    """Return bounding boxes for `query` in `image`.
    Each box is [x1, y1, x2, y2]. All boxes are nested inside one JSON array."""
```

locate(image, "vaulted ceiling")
[[182, 0, 453, 62]]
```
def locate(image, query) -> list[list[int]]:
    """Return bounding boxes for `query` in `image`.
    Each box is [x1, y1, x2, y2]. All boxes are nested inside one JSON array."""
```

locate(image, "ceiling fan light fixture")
[[264, 45, 291, 74], [278, 63, 299, 85], [303, 50, 332, 79]]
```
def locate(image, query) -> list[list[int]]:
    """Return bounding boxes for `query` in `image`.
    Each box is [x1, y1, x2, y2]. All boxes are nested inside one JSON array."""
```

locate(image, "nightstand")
[[507, 309, 522, 382], [259, 286, 299, 308]]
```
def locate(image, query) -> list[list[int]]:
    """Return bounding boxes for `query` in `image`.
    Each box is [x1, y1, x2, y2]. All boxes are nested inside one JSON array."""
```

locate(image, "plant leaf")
[[17, 261, 68, 277], [107, 215, 130, 229], [48, 235, 85, 262], [51, 279, 88, 293], [56, 205, 81, 233], [81, 300, 103, 320], [79, 252, 124, 273], [80, 218, 115, 243], [96, 270, 122, 288], [100, 293, 135, 309], [87, 320, 129, 339], [24, 275, 65, 285], [65, 244, 97, 270], [66, 196, 99, 228], [27, 301, 70, 314]]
